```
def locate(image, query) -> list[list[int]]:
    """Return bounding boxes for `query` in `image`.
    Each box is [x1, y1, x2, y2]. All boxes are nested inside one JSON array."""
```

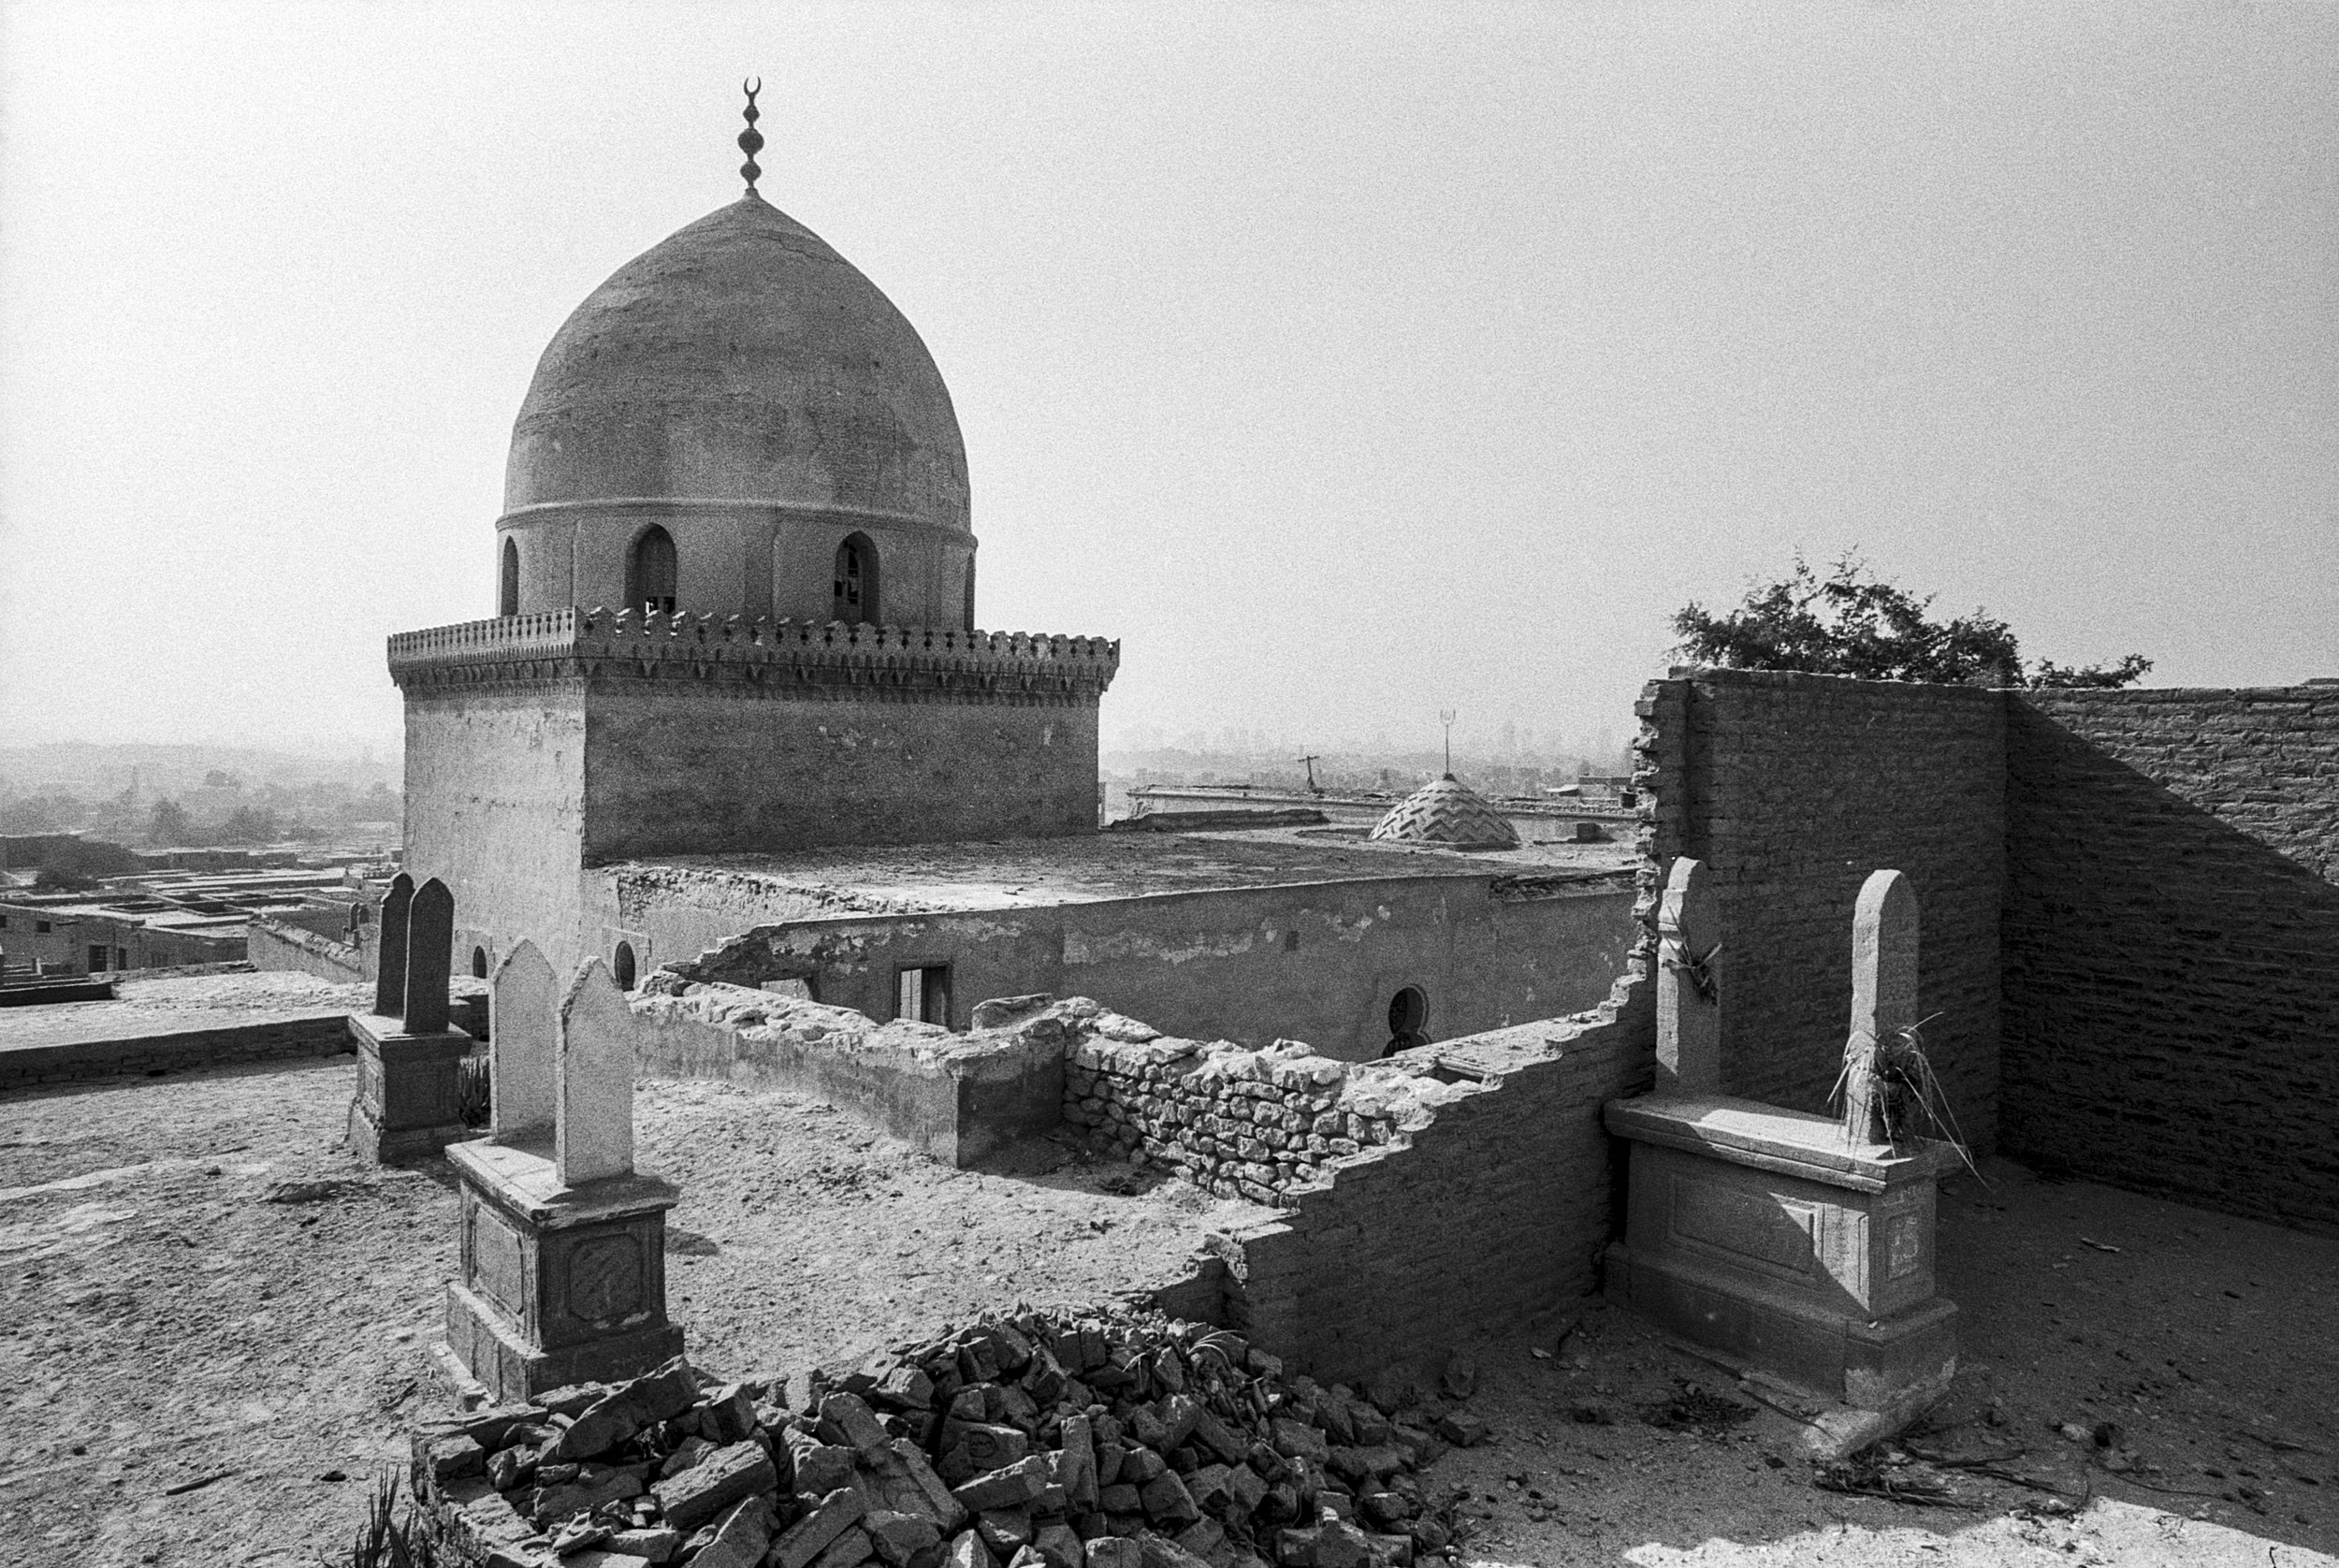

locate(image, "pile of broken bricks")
[[413, 1308, 1491, 1568]]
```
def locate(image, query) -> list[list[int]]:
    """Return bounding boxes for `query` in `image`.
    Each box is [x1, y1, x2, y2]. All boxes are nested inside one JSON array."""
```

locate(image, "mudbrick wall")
[[1034, 974, 1655, 1379], [2001, 686, 2339, 1230], [1219, 980, 1654, 1383], [1634, 669, 2006, 1148]]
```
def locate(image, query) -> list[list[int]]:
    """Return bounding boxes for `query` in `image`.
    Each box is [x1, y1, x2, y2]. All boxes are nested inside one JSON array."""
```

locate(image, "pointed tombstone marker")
[[1656, 857, 1722, 1096], [372, 872, 414, 1020], [402, 877, 455, 1035], [489, 939, 559, 1141], [557, 957, 636, 1186], [1845, 869, 1921, 1145]]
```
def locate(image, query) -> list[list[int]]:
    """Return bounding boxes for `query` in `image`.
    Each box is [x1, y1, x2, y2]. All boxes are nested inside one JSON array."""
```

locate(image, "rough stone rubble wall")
[[1635, 668, 2006, 1148], [1062, 1030, 1460, 1205], [2001, 686, 2339, 1230]]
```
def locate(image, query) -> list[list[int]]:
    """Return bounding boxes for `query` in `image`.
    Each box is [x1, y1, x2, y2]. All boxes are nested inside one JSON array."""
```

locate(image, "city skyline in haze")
[[3, 2, 2332, 760]]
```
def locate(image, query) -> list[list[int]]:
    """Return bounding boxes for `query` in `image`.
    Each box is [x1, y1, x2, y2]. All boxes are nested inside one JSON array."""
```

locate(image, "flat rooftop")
[[0, 970, 373, 1053], [614, 824, 1639, 917]]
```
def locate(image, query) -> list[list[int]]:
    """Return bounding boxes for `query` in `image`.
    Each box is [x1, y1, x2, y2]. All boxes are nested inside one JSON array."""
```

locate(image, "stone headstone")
[[1655, 857, 1722, 1096], [403, 878, 455, 1035], [1845, 869, 1920, 1144], [490, 939, 559, 1141], [558, 957, 636, 1186], [373, 872, 414, 1019]]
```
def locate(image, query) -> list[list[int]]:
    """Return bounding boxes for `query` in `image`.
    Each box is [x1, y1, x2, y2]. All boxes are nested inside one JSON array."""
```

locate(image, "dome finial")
[[738, 78, 766, 197]]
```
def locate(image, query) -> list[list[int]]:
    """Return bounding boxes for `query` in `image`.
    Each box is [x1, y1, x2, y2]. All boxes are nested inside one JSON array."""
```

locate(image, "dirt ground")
[[3, 1060, 2334, 1568]]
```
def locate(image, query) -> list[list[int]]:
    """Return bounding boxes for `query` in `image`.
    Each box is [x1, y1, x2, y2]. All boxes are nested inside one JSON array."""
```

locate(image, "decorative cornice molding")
[[387, 607, 1119, 706]]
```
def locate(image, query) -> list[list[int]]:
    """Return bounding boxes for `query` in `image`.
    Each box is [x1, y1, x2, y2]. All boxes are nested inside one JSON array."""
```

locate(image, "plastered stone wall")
[[248, 919, 370, 983], [1634, 669, 2006, 1147], [402, 691, 591, 974], [582, 689, 1099, 863], [652, 876, 1636, 1062], [2001, 686, 2339, 1230]]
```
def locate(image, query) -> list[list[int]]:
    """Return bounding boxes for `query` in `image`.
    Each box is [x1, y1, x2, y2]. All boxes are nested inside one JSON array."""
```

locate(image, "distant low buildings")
[[0, 855, 396, 978]]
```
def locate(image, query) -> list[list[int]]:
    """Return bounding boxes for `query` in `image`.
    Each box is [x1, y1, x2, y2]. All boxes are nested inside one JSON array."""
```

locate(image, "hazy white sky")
[[3, 1, 2332, 758]]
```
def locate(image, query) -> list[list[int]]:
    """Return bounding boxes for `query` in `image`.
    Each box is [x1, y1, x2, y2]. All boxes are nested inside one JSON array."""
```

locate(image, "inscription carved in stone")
[[1669, 1176, 1817, 1279], [470, 1204, 527, 1318], [1886, 1210, 1923, 1280], [568, 1234, 643, 1325]]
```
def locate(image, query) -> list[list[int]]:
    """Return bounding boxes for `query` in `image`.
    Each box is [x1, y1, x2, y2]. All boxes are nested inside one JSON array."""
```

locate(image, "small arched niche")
[[614, 941, 638, 992], [470, 946, 488, 980], [1384, 986, 1430, 1057], [832, 533, 880, 625], [626, 527, 678, 616], [498, 538, 520, 617]]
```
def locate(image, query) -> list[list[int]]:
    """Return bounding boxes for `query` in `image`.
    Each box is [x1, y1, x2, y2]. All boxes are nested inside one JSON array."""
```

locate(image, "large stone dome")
[[503, 194, 968, 530]]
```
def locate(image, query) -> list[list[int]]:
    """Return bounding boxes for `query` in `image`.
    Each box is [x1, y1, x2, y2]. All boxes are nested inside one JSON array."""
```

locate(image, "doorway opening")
[[1384, 986, 1429, 1057]]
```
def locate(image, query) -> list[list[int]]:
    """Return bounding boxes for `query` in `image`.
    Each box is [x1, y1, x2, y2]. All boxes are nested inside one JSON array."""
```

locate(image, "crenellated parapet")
[[388, 606, 1121, 704]]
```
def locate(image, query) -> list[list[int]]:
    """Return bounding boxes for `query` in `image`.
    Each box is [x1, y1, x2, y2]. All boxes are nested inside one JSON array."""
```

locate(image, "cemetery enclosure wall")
[[580, 685, 1102, 863], [2001, 687, 2339, 1230], [655, 877, 1637, 1063], [1635, 670, 2006, 1147]]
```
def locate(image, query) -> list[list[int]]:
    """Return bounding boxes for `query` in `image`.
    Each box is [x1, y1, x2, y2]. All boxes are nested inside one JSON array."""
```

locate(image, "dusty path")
[[3, 1059, 2333, 1568]]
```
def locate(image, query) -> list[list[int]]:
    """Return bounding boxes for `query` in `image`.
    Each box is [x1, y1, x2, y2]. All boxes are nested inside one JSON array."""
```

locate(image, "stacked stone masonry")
[[2002, 686, 2339, 1231], [1062, 1029, 1466, 1206]]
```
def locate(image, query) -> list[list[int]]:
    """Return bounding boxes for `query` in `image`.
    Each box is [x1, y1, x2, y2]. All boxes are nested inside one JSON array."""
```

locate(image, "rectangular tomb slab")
[[346, 1014, 477, 1164], [1604, 1092, 1958, 1418], [442, 1136, 684, 1404]]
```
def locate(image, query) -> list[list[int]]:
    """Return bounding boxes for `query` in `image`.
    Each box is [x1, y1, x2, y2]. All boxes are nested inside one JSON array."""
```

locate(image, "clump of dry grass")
[[1835, 1014, 1978, 1175], [457, 1054, 490, 1129], [325, 1468, 439, 1568]]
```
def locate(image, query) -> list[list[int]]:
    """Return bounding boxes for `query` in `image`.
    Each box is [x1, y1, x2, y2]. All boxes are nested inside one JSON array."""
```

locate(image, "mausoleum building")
[[387, 123, 1637, 1057]]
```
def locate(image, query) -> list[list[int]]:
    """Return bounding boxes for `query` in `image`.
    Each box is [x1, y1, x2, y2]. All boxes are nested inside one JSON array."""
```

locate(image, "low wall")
[[1218, 978, 1655, 1382], [0, 1013, 356, 1093], [627, 980, 1063, 1167], [249, 918, 370, 984], [1064, 1030, 1470, 1206], [2002, 686, 2339, 1230]]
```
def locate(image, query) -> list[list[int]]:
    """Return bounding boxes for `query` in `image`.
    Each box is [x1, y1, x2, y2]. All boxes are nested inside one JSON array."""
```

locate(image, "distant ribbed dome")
[[1369, 775, 1520, 850]]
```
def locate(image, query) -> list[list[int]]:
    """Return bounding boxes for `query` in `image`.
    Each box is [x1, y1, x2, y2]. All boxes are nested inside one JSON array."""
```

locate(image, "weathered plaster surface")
[[402, 690, 590, 974], [633, 859, 1635, 1061]]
